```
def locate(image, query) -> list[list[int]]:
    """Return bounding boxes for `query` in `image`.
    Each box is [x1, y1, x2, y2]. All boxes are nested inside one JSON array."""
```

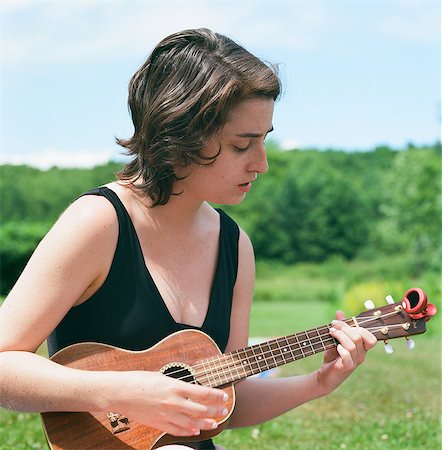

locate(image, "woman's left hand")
[[316, 310, 377, 394]]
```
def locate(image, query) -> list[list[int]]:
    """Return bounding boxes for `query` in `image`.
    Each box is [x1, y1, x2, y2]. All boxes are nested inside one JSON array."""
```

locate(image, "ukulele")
[[41, 287, 436, 450]]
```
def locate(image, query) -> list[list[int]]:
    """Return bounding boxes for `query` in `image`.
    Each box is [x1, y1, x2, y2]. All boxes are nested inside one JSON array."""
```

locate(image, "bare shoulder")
[[38, 192, 120, 267], [57, 191, 118, 231]]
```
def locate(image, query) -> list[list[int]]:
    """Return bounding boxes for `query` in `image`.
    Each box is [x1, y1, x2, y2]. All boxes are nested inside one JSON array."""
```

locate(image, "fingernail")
[[329, 327, 336, 333], [222, 407, 228, 415], [212, 421, 218, 430], [331, 320, 338, 326], [223, 393, 228, 402], [193, 429, 200, 436]]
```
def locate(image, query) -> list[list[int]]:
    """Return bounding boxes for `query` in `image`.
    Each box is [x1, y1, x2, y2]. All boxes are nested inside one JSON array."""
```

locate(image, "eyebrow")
[[236, 126, 274, 138]]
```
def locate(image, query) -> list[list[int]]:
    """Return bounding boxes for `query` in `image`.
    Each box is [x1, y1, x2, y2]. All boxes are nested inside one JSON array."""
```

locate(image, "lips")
[[239, 179, 255, 186], [238, 180, 254, 193]]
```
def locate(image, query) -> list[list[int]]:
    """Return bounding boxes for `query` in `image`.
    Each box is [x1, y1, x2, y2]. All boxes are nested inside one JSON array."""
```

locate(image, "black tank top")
[[48, 186, 240, 356]]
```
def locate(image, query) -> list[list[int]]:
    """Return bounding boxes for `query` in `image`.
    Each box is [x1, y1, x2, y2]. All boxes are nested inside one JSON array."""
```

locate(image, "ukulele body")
[[42, 330, 234, 450]]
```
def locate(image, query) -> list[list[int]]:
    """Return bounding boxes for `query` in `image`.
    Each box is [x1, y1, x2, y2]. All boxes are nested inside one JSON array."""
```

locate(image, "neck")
[[193, 324, 343, 388], [126, 182, 209, 234]]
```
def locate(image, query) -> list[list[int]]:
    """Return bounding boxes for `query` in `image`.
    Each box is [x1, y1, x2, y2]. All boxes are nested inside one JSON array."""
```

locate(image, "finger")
[[336, 343, 354, 371], [162, 420, 204, 437], [359, 327, 378, 350], [171, 383, 229, 419], [323, 347, 339, 364], [331, 321, 375, 363], [168, 412, 220, 435], [332, 319, 377, 352], [161, 420, 200, 437], [330, 327, 357, 358], [179, 383, 228, 407], [180, 397, 229, 419], [335, 310, 346, 321]]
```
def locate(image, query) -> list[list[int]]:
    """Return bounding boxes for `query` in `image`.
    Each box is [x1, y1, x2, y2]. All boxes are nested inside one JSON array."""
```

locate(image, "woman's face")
[[177, 97, 275, 205]]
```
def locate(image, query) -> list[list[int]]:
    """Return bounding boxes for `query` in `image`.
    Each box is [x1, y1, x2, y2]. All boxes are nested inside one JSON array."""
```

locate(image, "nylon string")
[[163, 309, 406, 384]]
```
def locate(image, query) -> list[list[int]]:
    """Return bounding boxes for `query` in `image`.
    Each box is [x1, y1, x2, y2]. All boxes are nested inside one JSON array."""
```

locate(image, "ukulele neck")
[[195, 324, 338, 387]]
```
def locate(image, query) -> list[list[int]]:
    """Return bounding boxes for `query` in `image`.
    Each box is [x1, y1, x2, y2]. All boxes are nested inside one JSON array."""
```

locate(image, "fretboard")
[[194, 324, 339, 388]]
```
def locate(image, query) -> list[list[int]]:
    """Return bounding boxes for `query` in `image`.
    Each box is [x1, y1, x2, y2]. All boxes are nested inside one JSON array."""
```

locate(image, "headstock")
[[354, 288, 437, 354]]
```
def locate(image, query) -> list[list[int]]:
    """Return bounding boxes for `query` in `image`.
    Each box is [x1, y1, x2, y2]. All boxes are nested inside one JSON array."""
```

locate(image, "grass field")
[[1, 297, 440, 450]]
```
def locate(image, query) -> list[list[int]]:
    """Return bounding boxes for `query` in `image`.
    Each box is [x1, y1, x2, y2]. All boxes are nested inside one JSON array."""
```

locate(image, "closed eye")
[[234, 145, 250, 152]]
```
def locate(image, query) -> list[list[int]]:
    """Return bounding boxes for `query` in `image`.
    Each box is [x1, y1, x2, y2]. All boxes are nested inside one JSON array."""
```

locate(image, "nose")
[[253, 143, 269, 175]]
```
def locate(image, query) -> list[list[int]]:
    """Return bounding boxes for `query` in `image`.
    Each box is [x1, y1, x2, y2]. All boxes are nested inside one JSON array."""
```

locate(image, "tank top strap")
[[81, 186, 131, 228]]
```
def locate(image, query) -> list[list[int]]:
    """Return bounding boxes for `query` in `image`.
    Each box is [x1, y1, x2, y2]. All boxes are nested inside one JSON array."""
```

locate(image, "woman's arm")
[[0, 196, 227, 437], [225, 230, 377, 428]]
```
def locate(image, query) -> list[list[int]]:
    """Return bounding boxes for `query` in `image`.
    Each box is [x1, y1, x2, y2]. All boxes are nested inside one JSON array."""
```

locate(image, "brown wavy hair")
[[116, 28, 281, 206]]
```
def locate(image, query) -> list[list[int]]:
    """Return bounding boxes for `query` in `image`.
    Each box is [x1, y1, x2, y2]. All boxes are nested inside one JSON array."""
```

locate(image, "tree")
[[377, 147, 442, 273]]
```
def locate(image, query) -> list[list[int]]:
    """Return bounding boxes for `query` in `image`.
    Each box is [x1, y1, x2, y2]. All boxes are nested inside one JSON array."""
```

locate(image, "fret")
[[301, 331, 315, 356], [223, 353, 237, 384], [269, 339, 285, 366], [232, 353, 244, 380], [284, 335, 300, 360], [208, 356, 222, 387], [242, 348, 257, 376], [282, 336, 297, 363], [249, 344, 264, 376], [200, 359, 214, 387], [266, 341, 279, 368], [237, 350, 250, 378], [257, 343, 271, 371], [294, 333, 306, 357], [205, 357, 216, 387], [307, 328, 324, 353], [275, 338, 291, 364], [314, 327, 328, 352]]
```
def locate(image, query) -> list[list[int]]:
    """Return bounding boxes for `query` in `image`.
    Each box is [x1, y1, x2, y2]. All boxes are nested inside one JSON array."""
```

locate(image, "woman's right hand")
[[109, 371, 228, 437]]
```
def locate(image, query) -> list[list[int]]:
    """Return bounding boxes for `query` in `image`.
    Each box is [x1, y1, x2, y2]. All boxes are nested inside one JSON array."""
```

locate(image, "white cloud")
[[281, 138, 301, 151], [0, 1, 326, 67], [0, 147, 119, 169], [2, 0, 439, 70]]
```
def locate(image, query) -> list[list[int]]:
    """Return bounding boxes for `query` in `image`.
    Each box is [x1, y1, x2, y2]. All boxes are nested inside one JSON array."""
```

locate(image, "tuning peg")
[[384, 340, 394, 354], [405, 337, 415, 350], [385, 295, 395, 305], [364, 300, 375, 310]]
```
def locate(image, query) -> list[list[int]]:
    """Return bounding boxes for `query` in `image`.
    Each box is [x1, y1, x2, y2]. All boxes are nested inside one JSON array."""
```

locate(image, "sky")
[[0, 0, 440, 169]]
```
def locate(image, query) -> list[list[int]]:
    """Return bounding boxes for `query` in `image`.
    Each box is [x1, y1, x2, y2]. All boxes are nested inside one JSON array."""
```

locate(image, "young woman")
[[0, 28, 376, 450]]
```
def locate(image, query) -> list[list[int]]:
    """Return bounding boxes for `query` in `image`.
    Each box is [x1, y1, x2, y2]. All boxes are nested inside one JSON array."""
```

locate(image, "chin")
[[217, 194, 247, 206]]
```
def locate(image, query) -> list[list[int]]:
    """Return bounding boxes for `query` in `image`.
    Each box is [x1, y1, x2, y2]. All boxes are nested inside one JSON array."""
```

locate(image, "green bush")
[[0, 222, 50, 295]]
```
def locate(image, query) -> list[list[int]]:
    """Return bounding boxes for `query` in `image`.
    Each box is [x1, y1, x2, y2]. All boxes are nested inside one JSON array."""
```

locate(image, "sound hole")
[[161, 362, 196, 383]]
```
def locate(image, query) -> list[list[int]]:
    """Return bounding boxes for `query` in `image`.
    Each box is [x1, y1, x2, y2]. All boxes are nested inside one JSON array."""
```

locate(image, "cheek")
[[191, 150, 238, 186]]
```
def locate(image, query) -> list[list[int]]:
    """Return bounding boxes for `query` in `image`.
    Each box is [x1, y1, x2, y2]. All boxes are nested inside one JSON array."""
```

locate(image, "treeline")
[[1, 144, 441, 294]]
